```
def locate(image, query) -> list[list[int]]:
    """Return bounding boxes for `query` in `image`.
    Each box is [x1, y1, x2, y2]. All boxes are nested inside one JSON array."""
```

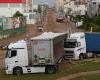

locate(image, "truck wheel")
[[46, 66, 57, 74], [93, 53, 97, 58], [79, 54, 84, 60], [13, 67, 23, 75]]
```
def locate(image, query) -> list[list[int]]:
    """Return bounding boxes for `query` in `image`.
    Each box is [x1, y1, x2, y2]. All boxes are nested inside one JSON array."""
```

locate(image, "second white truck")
[[64, 32, 100, 60], [64, 32, 86, 60]]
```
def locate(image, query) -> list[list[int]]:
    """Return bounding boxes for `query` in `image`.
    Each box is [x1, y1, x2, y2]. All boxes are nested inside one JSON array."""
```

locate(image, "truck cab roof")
[[8, 40, 27, 49], [70, 32, 85, 38]]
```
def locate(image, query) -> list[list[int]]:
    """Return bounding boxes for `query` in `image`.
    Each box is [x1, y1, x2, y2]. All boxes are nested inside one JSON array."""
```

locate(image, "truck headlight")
[[46, 59, 51, 63], [5, 65, 8, 70]]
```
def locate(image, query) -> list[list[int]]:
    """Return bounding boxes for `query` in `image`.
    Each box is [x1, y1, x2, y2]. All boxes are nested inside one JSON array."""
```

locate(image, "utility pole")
[[59, 0, 64, 16], [90, 26, 93, 32], [75, 1, 79, 28]]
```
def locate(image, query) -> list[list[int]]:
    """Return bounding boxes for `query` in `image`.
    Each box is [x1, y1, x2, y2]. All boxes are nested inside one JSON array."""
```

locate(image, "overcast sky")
[[33, 0, 56, 8]]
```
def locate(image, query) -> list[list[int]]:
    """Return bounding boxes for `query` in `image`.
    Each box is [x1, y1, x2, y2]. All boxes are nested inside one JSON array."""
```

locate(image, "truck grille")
[[64, 51, 74, 59]]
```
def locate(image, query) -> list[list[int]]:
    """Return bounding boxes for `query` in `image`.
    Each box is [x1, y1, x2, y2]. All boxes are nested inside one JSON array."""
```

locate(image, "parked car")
[[56, 16, 65, 22], [37, 25, 43, 32]]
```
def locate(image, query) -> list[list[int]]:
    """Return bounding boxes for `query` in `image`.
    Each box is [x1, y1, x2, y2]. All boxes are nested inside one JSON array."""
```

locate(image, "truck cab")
[[5, 40, 46, 75], [64, 32, 86, 60], [5, 40, 28, 74]]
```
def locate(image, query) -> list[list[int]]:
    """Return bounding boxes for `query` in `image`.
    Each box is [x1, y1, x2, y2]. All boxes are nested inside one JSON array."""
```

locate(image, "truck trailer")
[[5, 32, 66, 75], [64, 32, 100, 60], [85, 33, 100, 57]]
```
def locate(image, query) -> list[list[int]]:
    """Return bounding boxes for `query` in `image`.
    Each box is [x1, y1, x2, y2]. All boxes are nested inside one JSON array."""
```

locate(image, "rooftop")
[[31, 32, 66, 40]]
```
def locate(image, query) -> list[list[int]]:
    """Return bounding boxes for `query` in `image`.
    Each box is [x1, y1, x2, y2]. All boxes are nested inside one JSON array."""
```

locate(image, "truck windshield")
[[64, 39, 77, 48], [5, 50, 17, 58]]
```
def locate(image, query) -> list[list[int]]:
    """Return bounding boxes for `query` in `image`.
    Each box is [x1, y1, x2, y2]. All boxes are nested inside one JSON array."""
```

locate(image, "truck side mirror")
[[76, 42, 81, 47], [76, 43, 78, 47], [78, 42, 81, 46], [8, 53, 11, 58]]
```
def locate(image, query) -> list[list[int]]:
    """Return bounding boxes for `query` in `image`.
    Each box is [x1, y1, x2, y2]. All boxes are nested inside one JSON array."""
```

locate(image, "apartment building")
[[0, 0, 32, 17]]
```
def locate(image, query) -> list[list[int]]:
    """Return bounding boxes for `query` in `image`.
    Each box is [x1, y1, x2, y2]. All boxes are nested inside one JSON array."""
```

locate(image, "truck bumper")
[[64, 54, 75, 59], [6, 70, 13, 74]]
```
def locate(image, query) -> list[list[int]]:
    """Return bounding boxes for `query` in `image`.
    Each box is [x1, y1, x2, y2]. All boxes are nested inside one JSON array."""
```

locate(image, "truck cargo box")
[[85, 33, 100, 52], [30, 32, 66, 65]]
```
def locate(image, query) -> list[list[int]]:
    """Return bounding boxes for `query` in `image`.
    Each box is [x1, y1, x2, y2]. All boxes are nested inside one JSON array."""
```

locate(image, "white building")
[[87, 0, 100, 17], [64, 0, 75, 15], [23, 12, 38, 24], [64, 0, 87, 16], [0, 0, 38, 24], [0, 0, 26, 17], [56, 0, 65, 15], [0, 0, 33, 17]]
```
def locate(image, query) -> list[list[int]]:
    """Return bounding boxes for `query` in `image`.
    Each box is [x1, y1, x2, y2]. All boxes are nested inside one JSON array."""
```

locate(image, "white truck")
[[64, 32, 86, 60], [5, 32, 66, 75], [64, 32, 100, 60]]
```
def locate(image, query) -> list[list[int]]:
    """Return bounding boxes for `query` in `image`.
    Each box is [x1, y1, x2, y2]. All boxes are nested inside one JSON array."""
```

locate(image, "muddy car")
[[56, 16, 65, 22]]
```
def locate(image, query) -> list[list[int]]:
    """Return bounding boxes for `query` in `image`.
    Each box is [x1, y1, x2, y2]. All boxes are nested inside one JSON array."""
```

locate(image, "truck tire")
[[45, 66, 57, 74], [87, 52, 94, 58], [93, 53, 97, 58], [13, 67, 23, 75], [79, 54, 84, 60]]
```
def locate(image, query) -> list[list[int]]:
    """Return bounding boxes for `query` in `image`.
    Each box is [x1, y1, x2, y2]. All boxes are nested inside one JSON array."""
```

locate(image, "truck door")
[[5, 49, 18, 68]]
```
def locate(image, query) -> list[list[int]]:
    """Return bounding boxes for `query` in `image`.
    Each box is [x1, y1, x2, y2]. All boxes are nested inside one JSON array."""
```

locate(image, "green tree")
[[13, 11, 23, 17], [83, 14, 100, 32], [83, 15, 93, 31]]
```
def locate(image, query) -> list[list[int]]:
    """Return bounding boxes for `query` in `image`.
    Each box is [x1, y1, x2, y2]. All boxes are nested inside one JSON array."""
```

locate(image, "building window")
[[10, 50, 17, 58]]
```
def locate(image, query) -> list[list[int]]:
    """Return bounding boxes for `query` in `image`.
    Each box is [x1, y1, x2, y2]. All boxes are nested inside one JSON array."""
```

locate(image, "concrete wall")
[[23, 12, 38, 24], [0, 3, 24, 17], [74, 5, 87, 15], [0, 8, 23, 17], [64, 1, 87, 16], [87, 0, 100, 17]]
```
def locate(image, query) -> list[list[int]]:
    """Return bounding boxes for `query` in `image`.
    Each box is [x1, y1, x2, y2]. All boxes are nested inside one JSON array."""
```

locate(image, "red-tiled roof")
[[0, 0, 26, 3]]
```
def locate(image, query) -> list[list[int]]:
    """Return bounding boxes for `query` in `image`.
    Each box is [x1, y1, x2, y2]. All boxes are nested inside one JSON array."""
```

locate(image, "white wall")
[[0, 3, 38, 24], [0, 8, 23, 17], [23, 12, 38, 24], [91, 0, 100, 2], [74, 5, 87, 15], [64, 1, 87, 16], [64, 1, 76, 15], [0, 3, 25, 17], [87, 0, 100, 17]]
